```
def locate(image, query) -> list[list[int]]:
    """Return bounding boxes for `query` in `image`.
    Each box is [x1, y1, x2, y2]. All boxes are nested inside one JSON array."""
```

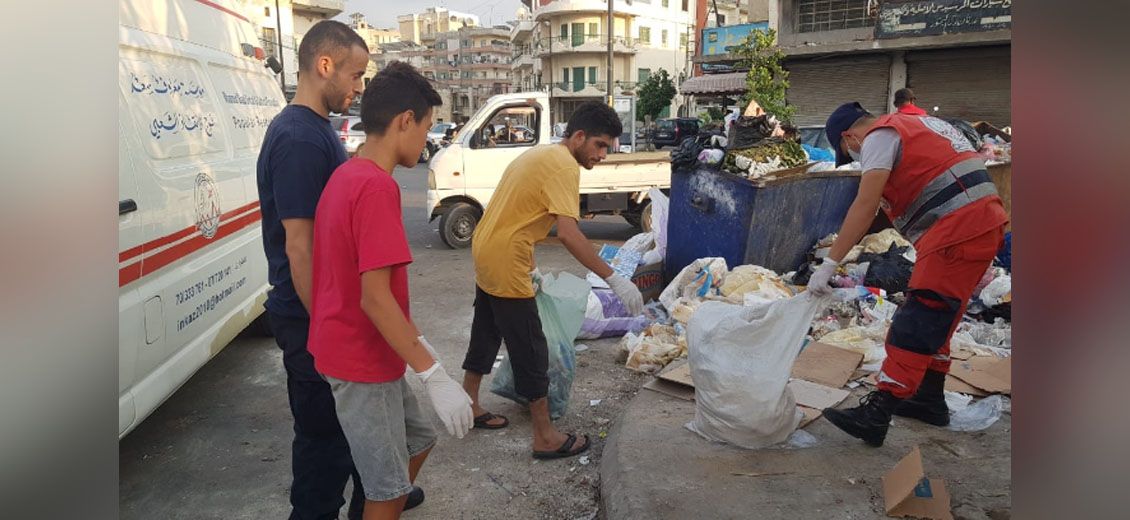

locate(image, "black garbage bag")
[[727, 114, 775, 150], [856, 244, 915, 294], [792, 259, 816, 286], [975, 302, 1012, 323], [944, 118, 983, 151], [671, 136, 704, 171]]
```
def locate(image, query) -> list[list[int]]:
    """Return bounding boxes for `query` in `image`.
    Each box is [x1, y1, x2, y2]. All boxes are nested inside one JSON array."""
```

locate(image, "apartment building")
[[513, 0, 696, 123], [348, 13, 402, 87], [398, 7, 480, 45]]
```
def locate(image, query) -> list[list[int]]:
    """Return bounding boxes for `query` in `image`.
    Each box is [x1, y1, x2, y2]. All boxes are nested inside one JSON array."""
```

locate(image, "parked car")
[[427, 122, 456, 148], [653, 117, 701, 148], [331, 115, 437, 163]]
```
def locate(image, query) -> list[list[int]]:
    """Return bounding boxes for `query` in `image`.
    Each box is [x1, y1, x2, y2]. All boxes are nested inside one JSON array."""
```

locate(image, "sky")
[[334, 0, 526, 30]]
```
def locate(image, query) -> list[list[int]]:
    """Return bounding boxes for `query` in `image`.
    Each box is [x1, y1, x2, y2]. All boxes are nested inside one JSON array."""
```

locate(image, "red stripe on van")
[[192, 0, 251, 23], [118, 207, 262, 288], [119, 201, 260, 263]]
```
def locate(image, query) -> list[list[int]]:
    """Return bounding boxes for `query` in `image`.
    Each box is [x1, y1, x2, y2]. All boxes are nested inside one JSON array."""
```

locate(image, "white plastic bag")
[[947, 395, 1004, 432], [658, 257, 728, 310], [642, 188, 670, 265], [685, 292, 828, 449]]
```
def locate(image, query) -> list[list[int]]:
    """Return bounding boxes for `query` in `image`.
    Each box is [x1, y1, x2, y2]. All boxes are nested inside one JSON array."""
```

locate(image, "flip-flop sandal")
[[532, 433, 591, 460], [473, 412, 509, 430]]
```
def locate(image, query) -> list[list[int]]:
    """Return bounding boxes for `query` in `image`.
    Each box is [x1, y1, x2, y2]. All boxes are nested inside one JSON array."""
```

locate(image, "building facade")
[[243, 0, 299, 93], [776, 0, 1011, 127], [513, 0, 696, 123], [397, 7, 481, 45], [349, 12, 402, 87]]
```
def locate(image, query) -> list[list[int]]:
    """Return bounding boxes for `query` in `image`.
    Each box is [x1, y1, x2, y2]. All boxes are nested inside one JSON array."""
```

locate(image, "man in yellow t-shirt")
[[460, 101, 644, 460]]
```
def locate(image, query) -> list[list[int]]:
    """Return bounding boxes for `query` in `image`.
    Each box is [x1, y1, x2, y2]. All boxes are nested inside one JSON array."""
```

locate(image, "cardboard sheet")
[[882, 446, 954, 520], [949, 356, 1011, 395], [788, 379, 850, 410], [798, 406, 822, 428], [791, 342, 864, 389], [944, 375, 989, 397], [656, 360, 694, 387], [642, 377, 696, 401]]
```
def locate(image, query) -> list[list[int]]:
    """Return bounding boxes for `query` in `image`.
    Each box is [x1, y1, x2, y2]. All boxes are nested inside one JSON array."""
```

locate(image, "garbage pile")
[[613, 227, 1014, 449], [670, 113, 813, 182]]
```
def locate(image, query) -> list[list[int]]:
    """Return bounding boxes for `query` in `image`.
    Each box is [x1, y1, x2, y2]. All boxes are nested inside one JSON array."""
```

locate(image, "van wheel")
[[418, 145, 432, 163], [440, 203, 479, 249]]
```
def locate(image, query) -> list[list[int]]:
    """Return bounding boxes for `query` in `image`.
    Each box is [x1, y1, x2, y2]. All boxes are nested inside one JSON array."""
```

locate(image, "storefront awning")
[[679, 72, 747, 95]]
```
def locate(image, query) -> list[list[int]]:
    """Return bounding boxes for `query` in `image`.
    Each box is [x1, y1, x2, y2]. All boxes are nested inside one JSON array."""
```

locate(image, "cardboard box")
[[631, 261, 664, 303], [882, 446, 954, 520]]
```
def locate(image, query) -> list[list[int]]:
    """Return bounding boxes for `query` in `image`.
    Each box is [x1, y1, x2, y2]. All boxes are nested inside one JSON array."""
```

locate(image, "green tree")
[[636, 68, 677, 121], [732, 28, 795, 122]]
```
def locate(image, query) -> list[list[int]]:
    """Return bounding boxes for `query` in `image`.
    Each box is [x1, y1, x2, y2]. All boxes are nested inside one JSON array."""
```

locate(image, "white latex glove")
[[417, 335, 439, 358], [530, 268, 543, 293], [416, 361, 474, 439], [807, 257, 839, 297], [605, 273, 644, 316]]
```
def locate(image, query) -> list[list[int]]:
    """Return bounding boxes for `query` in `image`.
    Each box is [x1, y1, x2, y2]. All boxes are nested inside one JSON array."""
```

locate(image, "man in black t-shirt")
[[256, 21, 380, 520]]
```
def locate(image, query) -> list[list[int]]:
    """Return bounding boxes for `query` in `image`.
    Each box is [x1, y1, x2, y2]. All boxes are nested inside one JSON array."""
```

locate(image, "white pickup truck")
[[425, 92, 671, 248]]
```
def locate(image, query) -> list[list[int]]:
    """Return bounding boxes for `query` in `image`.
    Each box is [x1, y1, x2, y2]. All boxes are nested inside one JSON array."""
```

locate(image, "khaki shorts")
[[324, 375, 437, 501]]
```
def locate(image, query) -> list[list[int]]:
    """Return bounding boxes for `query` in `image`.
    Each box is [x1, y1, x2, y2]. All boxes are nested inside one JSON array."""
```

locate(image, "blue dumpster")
[[664, 167, 862, 281]]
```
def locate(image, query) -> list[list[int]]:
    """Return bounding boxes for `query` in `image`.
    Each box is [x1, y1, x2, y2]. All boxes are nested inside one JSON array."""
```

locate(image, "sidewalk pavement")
[[600, 387, 1011, 520]]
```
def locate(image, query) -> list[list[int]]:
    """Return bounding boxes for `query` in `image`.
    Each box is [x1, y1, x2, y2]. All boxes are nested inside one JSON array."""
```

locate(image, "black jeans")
[[462, 286, 549, 401], [270, 313, 365, 520]]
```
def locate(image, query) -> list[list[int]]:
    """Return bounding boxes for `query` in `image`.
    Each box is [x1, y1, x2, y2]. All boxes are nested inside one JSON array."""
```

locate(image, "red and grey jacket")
[[869, 114, 1001, 244]]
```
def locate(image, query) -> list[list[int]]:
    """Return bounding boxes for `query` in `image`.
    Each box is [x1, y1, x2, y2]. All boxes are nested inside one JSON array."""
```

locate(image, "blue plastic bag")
[[490, 272, 589, 419]]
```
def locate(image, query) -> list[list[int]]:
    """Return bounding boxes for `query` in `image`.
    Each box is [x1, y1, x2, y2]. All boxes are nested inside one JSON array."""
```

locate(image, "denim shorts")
[[324, 375, 437, 502]]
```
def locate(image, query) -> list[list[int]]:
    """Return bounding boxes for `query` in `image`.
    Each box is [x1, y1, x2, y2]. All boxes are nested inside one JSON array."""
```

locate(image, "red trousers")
[[877, 225, 1006, 398]]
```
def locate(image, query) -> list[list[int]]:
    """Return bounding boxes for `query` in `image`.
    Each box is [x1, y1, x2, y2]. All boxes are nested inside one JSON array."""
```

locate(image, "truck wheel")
[[440, 202, 479, 249], [625, 201, 653, 232]]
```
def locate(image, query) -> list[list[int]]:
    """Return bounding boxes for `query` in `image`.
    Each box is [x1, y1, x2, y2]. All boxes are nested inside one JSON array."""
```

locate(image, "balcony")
[[291, 0, 344, 17], [465, 43, 511, 54], [511, 53, 534, 69], [538, 80, 638, 98], [511, 19, 536, 41], [533, 35, 637, 57]]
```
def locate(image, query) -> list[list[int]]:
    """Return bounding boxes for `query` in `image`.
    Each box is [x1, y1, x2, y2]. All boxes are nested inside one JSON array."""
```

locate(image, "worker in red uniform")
[[808, 102, 1008, 447], [893, 88, 928, 116]]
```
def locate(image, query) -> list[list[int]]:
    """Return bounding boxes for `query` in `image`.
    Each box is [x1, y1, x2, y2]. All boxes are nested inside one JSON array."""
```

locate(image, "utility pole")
[[546, 21, 553, 122], [274, 0, 285, 92], [606, 0, 614, 106]]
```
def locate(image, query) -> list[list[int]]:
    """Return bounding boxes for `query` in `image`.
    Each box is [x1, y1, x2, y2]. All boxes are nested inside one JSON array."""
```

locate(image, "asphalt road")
[[118, 161, 640, 520]]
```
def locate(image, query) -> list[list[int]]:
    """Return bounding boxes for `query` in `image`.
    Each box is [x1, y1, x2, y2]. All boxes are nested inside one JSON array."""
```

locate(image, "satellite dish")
[[516, 7, 529, 19]]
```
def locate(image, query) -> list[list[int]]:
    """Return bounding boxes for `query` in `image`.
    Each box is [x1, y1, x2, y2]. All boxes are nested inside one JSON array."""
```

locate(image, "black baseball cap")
[[825, 102, 872, 166]]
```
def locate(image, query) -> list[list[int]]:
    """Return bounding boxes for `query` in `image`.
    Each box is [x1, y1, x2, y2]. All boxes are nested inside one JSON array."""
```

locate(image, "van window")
[[472, 105, 539, 149], [658, 120, 675, 130]]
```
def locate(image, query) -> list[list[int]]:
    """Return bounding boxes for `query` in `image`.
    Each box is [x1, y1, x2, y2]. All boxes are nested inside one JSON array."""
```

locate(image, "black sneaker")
[[893, 370, 950, 426], [823, 390, 902, 447], [403, 485, 425, 511]]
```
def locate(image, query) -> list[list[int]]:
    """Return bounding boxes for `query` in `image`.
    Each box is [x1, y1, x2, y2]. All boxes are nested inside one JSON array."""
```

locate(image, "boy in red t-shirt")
[[308, 62, 473, 518]]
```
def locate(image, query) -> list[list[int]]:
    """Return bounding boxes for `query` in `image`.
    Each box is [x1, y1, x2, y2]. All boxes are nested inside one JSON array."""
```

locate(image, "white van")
[[118, 0, 285, 438], [426, 92, 672, 248]]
